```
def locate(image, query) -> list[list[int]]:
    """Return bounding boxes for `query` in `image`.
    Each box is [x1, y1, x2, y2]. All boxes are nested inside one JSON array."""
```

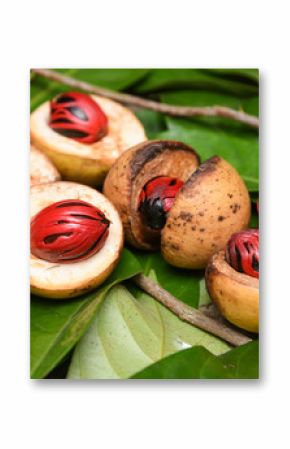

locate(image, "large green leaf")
[[134, 108, 167, 138], [134, 69, 258, 97], [207, 69, 259, 83], [163, 90, 243, 110], [30, 249, 141, 379], [161, 90, 259, 120], [156, 118, 259, 191], [132, 341, 259, 379], [217, 340, 259, 378], [30, 68, 151, 111], [132, 346, 229, 379], [67, 280, 230, 379], [155, 89, 259, 192], [241, 96, 259, 116], [57, 68, 150, 91]]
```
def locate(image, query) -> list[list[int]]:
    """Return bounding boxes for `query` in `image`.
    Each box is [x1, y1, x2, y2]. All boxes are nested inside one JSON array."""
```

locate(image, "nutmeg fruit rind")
[[103, 140, 201, 250], [30, 181, 123, 299], [30, 145, 61, 186], [205, 250, 259, 332], [161, 156, 251, 269], [30, 96, 146, 186]]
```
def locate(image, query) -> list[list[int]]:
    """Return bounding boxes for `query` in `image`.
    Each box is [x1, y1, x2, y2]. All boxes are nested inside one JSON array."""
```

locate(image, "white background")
[[0, 0, 289, 448]]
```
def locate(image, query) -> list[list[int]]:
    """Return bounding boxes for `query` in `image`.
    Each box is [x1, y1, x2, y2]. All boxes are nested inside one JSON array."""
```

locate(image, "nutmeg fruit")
[[30, 145, 60, 186], [161, 156, 251, 269], [30, 181, 123, 299], [30, 93, 146, 187], [103, 140, 200, 250], [104, 141, 251, 269], [205, 229, 259, 333]]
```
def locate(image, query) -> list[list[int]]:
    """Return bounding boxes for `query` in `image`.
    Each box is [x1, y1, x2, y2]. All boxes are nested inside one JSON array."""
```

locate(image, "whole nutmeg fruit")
[[104, 140, 200, 251], [104, 140, 251, 269]]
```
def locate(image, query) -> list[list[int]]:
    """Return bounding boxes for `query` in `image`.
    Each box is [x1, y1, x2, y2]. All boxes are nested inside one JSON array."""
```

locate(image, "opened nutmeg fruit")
[[104, 140, 251, 269], [205, 229, 259, 332], [30, 92, 146, 187], [30, 181, 123, 299], [30, 145, 60, 187]]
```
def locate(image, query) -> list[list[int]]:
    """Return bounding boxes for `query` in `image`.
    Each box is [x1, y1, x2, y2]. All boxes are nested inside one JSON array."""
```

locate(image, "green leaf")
[[134, 69, 258, 97], [30, 249, 141, 379], [160, 90, 259, 135], [217, 340, 259, 378], [158, 90, 259, 192], [132, 341, 259, 379], [206, 69, 259, 83], [134, 108, 166, 138], [162, 90, 243, 110], [67, 281, 230, 379], [129, 249, 202, 308], [241, 96, 259, 116], [57, 68, 150, 91], [156, 119, 259, 191], [161, 90, 259, 123], [132, 346, 228, 379], [198, 279, 212, 307]]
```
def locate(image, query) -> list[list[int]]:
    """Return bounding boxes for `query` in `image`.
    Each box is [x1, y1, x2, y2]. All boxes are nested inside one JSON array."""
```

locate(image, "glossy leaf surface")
[[31, 249, 141, 379], [67, 280, 230, 379]]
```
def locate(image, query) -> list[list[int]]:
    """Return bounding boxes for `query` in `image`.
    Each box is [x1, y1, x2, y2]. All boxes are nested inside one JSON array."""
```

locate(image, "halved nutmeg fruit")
[[30, 181, 123, 299], [30, 92, 146, 187], [30, 145, 60, 186], [205, 229, 259, 332], [104, 141, 251, 269]]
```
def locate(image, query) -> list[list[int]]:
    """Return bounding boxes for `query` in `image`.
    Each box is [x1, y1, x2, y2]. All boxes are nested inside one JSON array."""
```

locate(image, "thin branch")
[[31, 68, 259, 128], [133, 274, 252, 347]]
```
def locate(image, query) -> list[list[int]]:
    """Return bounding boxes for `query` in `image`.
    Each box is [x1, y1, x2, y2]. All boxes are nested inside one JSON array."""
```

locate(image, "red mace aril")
[[226, 228, 259, 278], [49, 92, 108, 143], [30, 200, 110, 263], [138, 176, 184, 230]]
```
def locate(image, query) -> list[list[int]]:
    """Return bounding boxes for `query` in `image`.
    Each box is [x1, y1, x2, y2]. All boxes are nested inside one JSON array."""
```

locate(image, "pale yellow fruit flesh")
[[205, 250, 259, 332], [30, 95, 147, 186], [30, 181, 123, 299]]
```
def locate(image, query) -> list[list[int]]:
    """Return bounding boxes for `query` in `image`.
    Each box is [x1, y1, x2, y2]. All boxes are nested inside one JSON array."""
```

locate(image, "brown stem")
[[31, 68, 259, 128], [133, 274, 252, 347]]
